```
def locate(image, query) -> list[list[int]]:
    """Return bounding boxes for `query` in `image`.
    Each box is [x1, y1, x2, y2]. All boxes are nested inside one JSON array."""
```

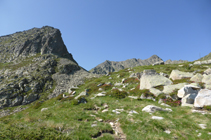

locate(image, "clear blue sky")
[[0, 0, 211, 70]]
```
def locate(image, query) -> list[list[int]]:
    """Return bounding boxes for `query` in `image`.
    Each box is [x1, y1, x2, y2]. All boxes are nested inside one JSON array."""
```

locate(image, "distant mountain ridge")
[[90, 55, 189, 74], [90, 55, 164, 74]]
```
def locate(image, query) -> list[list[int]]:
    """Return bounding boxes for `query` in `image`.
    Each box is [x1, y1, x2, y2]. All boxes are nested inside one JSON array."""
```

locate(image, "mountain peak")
[[0, 26, 76, 63]]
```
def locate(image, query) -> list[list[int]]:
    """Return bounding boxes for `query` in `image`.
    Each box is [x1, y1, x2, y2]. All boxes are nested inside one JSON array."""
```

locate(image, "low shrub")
[[163, 98, 181, 107], [100, 84, 112, 91], [123, 78, 139, 84], [71, 99, 79, 105], [32, 101, 43, 109], [56, 94, 63, 100], [156, 93, 166, 100], [203, 105, 211, 111], [108, 89, 128, 99], [154, 85, 164, 91], [172, 78, 192, 84]]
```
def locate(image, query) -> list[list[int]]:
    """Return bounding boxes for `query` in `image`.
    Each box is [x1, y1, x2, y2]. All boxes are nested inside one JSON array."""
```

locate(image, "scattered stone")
[[41, 108, 48, 112], [169, 70, 194, 80], [160, 72, 169, 78], [102, 109, 108, 113], [160, 103, 171, 107], [97, 83, 103, 87], [194, 60, 211, 65], [109, 77, 112, 80], [114, 83, 122, 86], [204, 68, 211, 75], [192, 109, 208, 115], [112, 110, 121, 114], [164, 130, 171, 134], [95, 92, 106, 97], [197, 133, 202, 137], [194, 89, 211, 108], [98, 88, 103, 91], [198, 124, 206, 129], [103, 103, 108, 109], [129, 110, 138, 114], [152, 116, 164, 120], [91, 124, 97, 127], [75, 90, 89, 99], [142, 105, 172, 113], [128, 96, 138, 99]]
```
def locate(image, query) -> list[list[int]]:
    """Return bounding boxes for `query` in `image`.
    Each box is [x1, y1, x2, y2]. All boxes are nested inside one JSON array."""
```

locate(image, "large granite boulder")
[[169, 70, 194, 80], [162, 83, 187, 94], [177, 85, 200, 106], [194, 89, 211, 108], [204, 68, 211, 75], [140, 70, 172, 89], [190, 73, 203, 83], [202, 75, 211, 89]]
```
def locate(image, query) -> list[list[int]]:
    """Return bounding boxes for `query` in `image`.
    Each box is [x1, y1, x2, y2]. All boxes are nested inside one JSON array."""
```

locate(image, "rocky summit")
[[0, 26, 96, 109], [90, 55, 188, 75], [90, 55, 164, 74]]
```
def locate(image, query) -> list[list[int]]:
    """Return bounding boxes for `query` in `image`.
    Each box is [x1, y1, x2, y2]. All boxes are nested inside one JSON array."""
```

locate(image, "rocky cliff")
[[0, 26, 95, 109], [90, 55, 164, 74]]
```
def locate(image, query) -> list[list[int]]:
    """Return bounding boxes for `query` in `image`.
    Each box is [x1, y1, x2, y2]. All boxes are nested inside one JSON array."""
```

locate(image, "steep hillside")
[[1, 61, 211, 139], [90, 55, 164, 74], [198, 52, 211, 61], [0, 26, 95, 109]]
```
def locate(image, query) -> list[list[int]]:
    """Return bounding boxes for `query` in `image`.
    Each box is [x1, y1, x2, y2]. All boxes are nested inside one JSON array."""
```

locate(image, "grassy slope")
[[0, 62, 211, 139]]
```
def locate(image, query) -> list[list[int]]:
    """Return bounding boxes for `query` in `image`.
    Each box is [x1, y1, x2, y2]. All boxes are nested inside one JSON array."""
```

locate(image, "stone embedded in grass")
[[41, 108, 48, 112], [129, 110, 138, 114], [164, 130, 171, 134], [102, 109, 108, 113], [152, 116, 164, 120], [128, 96, 138, 99], [198, 124, 206, 129], [142, 105, 172, 113], [95, 92, 106, 97]]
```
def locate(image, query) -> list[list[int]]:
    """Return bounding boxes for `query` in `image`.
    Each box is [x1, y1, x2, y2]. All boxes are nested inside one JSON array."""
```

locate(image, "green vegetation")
[[0, 61, 211, 139]]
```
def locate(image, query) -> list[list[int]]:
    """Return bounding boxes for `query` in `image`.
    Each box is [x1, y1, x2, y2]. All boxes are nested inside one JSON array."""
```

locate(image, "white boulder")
[[140, 70, 172, 89], [190, 73, 203, 83], [194, 89, 211, 108], [163, 83, 187, 94], [169, 70, 194, 80], [142, 105, 172, 113]]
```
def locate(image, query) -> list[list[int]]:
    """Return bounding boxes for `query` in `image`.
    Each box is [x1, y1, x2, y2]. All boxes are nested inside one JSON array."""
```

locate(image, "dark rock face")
[[0, 26, 96, 109], [0, 26, 77, 64], [90, 55, 164, 74]]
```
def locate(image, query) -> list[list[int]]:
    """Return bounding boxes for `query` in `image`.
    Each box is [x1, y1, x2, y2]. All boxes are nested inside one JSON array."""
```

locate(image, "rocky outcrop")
[[90, 55, 164, 74], [140, 70, 172, 89], [0, 26, 96, 108], [0, 26, 77, 63], [169, 70, 194, 80]]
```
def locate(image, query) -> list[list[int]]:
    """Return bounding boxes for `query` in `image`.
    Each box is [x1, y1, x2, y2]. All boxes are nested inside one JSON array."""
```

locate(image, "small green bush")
[[154, 85, 164, 91], [172, 78, 192, 84], [108, 89, 128, 99], [32, 101, 43, 109], [163, 98, 181, 107], [156, 93, 166, 100], [71, 99, 79, 105], [203, 105, 211, 111], [123, 78, 139, 84], [56, 94, 63, 100]]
